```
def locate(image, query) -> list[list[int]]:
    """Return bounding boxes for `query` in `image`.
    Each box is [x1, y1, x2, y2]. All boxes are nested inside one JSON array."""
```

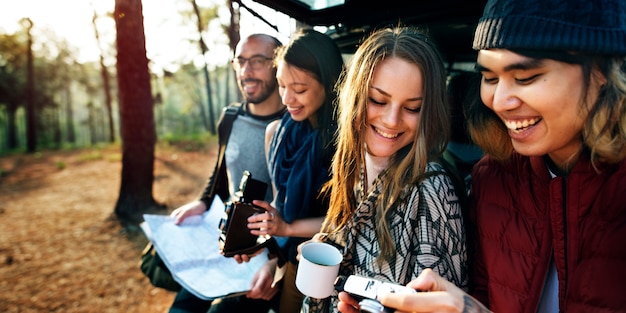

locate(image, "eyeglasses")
[[231, 55, 273, 70]]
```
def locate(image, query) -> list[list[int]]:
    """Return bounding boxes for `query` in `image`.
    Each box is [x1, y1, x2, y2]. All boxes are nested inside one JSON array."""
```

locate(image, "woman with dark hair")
[[243, 28, 345, 313]]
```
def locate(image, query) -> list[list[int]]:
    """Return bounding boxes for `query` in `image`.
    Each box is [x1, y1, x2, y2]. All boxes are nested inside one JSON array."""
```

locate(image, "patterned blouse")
[[302, 161, 468, 313]]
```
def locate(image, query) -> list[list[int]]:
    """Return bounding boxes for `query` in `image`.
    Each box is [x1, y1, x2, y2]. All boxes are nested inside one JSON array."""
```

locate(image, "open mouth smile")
[[374, 126, 400, 139], [505, 117, 542, 134]]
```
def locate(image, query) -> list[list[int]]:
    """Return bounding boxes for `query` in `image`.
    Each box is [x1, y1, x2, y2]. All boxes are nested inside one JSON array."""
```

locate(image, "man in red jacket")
[[336, 0, 626, 312]]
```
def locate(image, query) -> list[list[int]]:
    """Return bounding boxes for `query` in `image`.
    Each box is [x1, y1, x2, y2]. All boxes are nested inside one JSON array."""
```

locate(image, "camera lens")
[[359, 299, 386, 313]]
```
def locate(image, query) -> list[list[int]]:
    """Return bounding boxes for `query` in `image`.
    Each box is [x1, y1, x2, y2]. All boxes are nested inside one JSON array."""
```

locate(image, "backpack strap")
[[204, 103, 244, 205], [218, 102, 244, 147]]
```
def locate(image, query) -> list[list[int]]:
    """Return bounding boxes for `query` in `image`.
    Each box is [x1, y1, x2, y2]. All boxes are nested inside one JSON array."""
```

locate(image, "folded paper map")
[[141, 196, 269, 300]]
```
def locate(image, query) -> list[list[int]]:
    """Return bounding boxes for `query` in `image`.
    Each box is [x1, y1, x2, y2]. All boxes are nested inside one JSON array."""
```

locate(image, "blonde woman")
[[304, 26, 467, 313]]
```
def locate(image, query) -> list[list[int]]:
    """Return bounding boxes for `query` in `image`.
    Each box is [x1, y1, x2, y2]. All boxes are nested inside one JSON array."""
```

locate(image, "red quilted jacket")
[[468, 152, 626, 312]]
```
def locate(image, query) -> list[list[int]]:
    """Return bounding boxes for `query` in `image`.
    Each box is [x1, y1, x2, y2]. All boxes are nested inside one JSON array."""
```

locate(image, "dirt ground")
[[0, 141, 218, 312]]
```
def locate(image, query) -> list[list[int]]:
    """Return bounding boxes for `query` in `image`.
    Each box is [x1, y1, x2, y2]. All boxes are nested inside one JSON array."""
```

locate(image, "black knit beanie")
[[473, 0, 626, 55]]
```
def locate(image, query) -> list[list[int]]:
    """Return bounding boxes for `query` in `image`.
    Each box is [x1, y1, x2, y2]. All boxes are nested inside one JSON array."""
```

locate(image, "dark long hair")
[[274, 28, 345, 159]]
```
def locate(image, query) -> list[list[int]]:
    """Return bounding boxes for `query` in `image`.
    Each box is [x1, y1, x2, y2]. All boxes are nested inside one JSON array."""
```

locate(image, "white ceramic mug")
[[295, 242, 343, 299]]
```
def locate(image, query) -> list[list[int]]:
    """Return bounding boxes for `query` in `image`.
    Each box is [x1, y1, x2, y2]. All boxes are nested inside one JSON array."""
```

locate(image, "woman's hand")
[[248, 200, 288, 237], [295, 232, 326, 262], [377, 269, 491, 313], [169, 200, 206, 225]]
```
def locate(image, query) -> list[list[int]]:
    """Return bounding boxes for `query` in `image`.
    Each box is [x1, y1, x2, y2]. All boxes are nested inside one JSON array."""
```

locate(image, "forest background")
[[0, 0, 301, 221], [0, 0, 299, 311], [0, 0, 293, 156]]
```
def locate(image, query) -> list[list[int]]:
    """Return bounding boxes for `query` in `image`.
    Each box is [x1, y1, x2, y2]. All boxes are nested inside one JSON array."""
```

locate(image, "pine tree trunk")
[[113, 0, 163, 225]]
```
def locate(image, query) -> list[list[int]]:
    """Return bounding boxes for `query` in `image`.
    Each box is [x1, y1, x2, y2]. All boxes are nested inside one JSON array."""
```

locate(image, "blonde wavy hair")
[[320, 26, 449, 261]]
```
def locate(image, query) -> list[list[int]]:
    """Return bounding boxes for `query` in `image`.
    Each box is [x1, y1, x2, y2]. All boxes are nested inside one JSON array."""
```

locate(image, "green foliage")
[[158, 133, 216, 152], [55, 161, 66, 170], [77, 150, 103, 162], [75, 145, 120, 163], [0, 33, 27, 107], [106, 152, 122, 162], [0, 27, 107, 154], [0, 0, 238, 156]]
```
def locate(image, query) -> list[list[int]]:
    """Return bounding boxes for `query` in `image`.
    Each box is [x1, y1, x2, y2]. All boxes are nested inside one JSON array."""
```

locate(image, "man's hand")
[[337, 291, 361, 313], [246, 258, 280, 300], [170, 201, 206, 225], [377, 269, 491, 313]]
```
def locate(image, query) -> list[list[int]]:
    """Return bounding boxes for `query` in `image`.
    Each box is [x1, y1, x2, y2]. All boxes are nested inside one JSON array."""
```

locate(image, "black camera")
[[218, 171, 269, 257], [232, 170, 267, 204], [334, 275, 417, 313]]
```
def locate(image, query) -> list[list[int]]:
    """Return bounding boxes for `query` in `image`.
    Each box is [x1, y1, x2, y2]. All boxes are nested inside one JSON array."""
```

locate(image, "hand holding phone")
[[334, 275, 417, 313]]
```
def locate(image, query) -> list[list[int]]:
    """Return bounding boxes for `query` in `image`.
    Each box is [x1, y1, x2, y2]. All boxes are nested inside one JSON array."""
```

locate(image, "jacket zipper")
[[560, 176, 568, 310]]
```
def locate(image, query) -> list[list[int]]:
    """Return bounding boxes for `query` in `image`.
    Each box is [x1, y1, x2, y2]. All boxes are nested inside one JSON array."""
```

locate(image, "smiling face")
[[234, 36, 278, 105], [364, 57, 423, 158], [276, 61, 326, 123], [476, 49, 594, 166]]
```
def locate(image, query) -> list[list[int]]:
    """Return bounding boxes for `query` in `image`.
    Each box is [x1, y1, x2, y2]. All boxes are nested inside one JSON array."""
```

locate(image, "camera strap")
[[266, 237, 287, 268]]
